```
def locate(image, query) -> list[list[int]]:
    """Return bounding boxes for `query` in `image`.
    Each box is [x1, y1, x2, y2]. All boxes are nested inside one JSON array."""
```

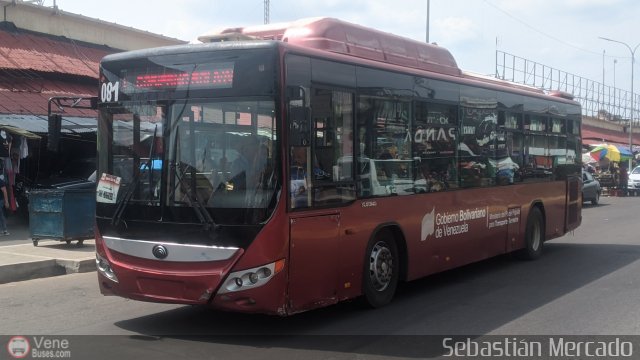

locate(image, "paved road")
[[2, 196, 640, 358], [0, 215, 33, 247]]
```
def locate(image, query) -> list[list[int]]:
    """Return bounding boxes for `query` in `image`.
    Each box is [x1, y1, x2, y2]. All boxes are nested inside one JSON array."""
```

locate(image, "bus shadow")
[[114, 242, 640, 358]]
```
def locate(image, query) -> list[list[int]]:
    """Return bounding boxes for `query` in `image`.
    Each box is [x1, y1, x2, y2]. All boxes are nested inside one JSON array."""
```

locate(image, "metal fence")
[[495, 50, 639, 126]]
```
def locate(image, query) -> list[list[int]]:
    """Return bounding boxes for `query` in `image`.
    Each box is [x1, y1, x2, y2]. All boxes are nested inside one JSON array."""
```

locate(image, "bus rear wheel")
[[362, 230, 399, 308], [516, 207, 544, 260]]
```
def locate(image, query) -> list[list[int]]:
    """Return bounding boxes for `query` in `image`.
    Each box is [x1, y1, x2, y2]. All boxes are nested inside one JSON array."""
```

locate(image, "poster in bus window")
[[459, 101, 498, 187], [460, 107, 498, 157], [414, 125, 456, 157], [97, 173, 121, 203], [413, 104, 456, 158]]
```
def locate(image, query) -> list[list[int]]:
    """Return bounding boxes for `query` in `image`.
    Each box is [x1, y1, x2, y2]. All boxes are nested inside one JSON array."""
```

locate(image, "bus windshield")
[[98, 99, 278, 226]]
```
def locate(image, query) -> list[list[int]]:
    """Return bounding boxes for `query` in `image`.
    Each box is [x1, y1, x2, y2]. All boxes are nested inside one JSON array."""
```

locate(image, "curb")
[[56, 258, 96, 274], [0, 258, 96, 284]]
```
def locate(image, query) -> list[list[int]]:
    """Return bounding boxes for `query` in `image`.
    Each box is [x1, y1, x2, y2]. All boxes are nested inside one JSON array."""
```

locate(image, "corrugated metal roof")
[[0, 80, 96, 116], [0, 27, 113, 78], [0, 114, 96, 134], [0, 27, 106, 119]]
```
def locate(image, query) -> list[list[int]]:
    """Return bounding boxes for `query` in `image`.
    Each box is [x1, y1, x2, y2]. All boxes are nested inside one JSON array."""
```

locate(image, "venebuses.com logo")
[[6, 336, 72, 359]]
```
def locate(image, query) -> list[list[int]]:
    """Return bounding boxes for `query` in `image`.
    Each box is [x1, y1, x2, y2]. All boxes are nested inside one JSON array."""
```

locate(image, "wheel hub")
[[369, 242, 393, 291]]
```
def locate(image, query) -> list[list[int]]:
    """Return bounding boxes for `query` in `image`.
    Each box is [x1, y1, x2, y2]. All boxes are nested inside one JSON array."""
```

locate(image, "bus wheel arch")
[[516, 203, 545, 260], [361, 225, 406, 308]]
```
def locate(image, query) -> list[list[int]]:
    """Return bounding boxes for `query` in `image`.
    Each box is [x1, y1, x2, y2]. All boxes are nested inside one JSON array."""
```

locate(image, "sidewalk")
[[0, 215, 96, 284]]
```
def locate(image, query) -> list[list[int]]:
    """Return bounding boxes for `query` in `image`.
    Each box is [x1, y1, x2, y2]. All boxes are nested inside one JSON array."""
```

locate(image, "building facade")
[[0, 0, 186, 214]]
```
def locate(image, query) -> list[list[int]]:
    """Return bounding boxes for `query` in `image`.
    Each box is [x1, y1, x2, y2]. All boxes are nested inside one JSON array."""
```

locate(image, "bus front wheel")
[[516, 207, 544, 260], [362, 230, 399, 308]]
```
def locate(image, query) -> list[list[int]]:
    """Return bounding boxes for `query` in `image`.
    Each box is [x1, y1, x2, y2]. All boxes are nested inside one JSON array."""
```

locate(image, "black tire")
[[66, 240, 71, 245], [362, 230, 399, 308], [591, 192, 600, 205], [516, 207, 544, 260]]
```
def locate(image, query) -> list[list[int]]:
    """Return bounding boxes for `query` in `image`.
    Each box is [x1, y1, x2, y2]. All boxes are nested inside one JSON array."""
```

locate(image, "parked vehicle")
[[582, 169, 601, 205], [628, 166, 640, 196]]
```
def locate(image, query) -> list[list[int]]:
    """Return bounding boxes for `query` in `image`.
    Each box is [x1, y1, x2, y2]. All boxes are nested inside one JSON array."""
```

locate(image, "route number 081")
[[101, 81, 120, 102]]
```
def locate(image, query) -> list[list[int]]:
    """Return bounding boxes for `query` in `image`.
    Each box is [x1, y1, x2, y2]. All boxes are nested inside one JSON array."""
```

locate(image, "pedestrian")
[[619, 164, 628, 196], [0, 176, 9, 235]]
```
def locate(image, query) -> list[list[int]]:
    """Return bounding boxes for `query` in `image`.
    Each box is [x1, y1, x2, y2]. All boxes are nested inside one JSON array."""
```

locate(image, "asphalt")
[[0, 215, 95, 284]]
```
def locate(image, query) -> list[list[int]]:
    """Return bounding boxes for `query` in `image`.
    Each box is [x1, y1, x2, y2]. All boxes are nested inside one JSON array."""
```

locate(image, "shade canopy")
[[589, 144, 633, 162]]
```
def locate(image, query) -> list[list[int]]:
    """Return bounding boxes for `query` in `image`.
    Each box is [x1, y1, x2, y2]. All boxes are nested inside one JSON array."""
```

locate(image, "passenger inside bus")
[[228, 136, 267, 192]]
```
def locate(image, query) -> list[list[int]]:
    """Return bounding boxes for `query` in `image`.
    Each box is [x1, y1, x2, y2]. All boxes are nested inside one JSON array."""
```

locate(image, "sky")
[[51, 0, 640, 93]]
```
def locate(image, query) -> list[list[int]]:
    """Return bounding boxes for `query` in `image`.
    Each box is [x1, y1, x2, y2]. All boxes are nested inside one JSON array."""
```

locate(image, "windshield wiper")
[[111, 170, 140, 227], [172, 164, 218, 231], [163, 65, 218, 231]]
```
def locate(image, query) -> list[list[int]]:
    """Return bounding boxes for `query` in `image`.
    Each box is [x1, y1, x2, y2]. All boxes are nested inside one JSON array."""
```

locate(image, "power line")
[[483, 0, 628, 59]]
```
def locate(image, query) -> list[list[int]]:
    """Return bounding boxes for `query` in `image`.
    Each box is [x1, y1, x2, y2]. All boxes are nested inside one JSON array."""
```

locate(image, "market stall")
[[588, 144, 633, 196]]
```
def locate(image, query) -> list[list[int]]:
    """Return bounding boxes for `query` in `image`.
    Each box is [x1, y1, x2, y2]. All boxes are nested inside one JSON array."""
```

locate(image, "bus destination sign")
[[123, 62, 234, 93], [134, 68, 234, 89]]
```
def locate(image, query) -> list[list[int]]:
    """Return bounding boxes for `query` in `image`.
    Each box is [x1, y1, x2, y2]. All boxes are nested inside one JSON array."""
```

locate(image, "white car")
[[628, 166, 640, 196]]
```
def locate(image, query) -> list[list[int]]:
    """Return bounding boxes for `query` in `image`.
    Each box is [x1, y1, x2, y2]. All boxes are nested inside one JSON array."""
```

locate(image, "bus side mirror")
[[48, 113, 62, 152]]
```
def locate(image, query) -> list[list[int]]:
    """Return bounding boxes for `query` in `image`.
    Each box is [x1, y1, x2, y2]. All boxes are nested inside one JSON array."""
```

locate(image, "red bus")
[[95, 18, 582, 315]]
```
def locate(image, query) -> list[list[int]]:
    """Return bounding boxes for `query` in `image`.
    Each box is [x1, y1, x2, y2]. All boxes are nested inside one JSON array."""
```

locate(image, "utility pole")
[[603, 49, 606, 86], [264, 0, 270, 24], [614, 58, 618, 118], [600, 36, 640, 169], [426, 0, 430, 43], [602, 49, 606, 117]]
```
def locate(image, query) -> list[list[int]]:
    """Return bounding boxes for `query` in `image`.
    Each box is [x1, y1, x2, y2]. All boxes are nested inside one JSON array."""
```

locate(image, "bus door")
[[288, 212, 341, 311], [286, 86, 356, 311]]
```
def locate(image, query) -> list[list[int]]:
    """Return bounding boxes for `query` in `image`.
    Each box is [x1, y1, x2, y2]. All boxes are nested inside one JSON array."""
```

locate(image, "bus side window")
[[287, 83, 313, 209], [308, 88, 356, 207]]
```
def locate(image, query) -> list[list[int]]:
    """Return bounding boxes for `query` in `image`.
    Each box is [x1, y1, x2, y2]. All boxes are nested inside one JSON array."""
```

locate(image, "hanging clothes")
[[0, 131, 11, 158], [0, 132, 16, 212], [21, 137, 28, 159], [3, 157, 16, 211]]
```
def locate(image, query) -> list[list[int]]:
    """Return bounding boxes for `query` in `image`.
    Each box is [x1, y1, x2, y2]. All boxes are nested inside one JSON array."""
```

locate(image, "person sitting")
[[229, 136, 264, 191]]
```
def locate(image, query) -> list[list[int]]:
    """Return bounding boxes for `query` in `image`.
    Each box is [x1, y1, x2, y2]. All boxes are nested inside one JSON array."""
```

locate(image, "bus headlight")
[[96, 253, 119, 283], [248, 272, 259, 284], [219, 259, 284, 294]]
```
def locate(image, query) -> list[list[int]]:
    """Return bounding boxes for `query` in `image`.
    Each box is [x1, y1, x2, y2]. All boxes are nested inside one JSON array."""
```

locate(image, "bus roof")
[[103, 18, 577, 105], [198, 18, 577, 103], [198, 17, 462, 77]]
